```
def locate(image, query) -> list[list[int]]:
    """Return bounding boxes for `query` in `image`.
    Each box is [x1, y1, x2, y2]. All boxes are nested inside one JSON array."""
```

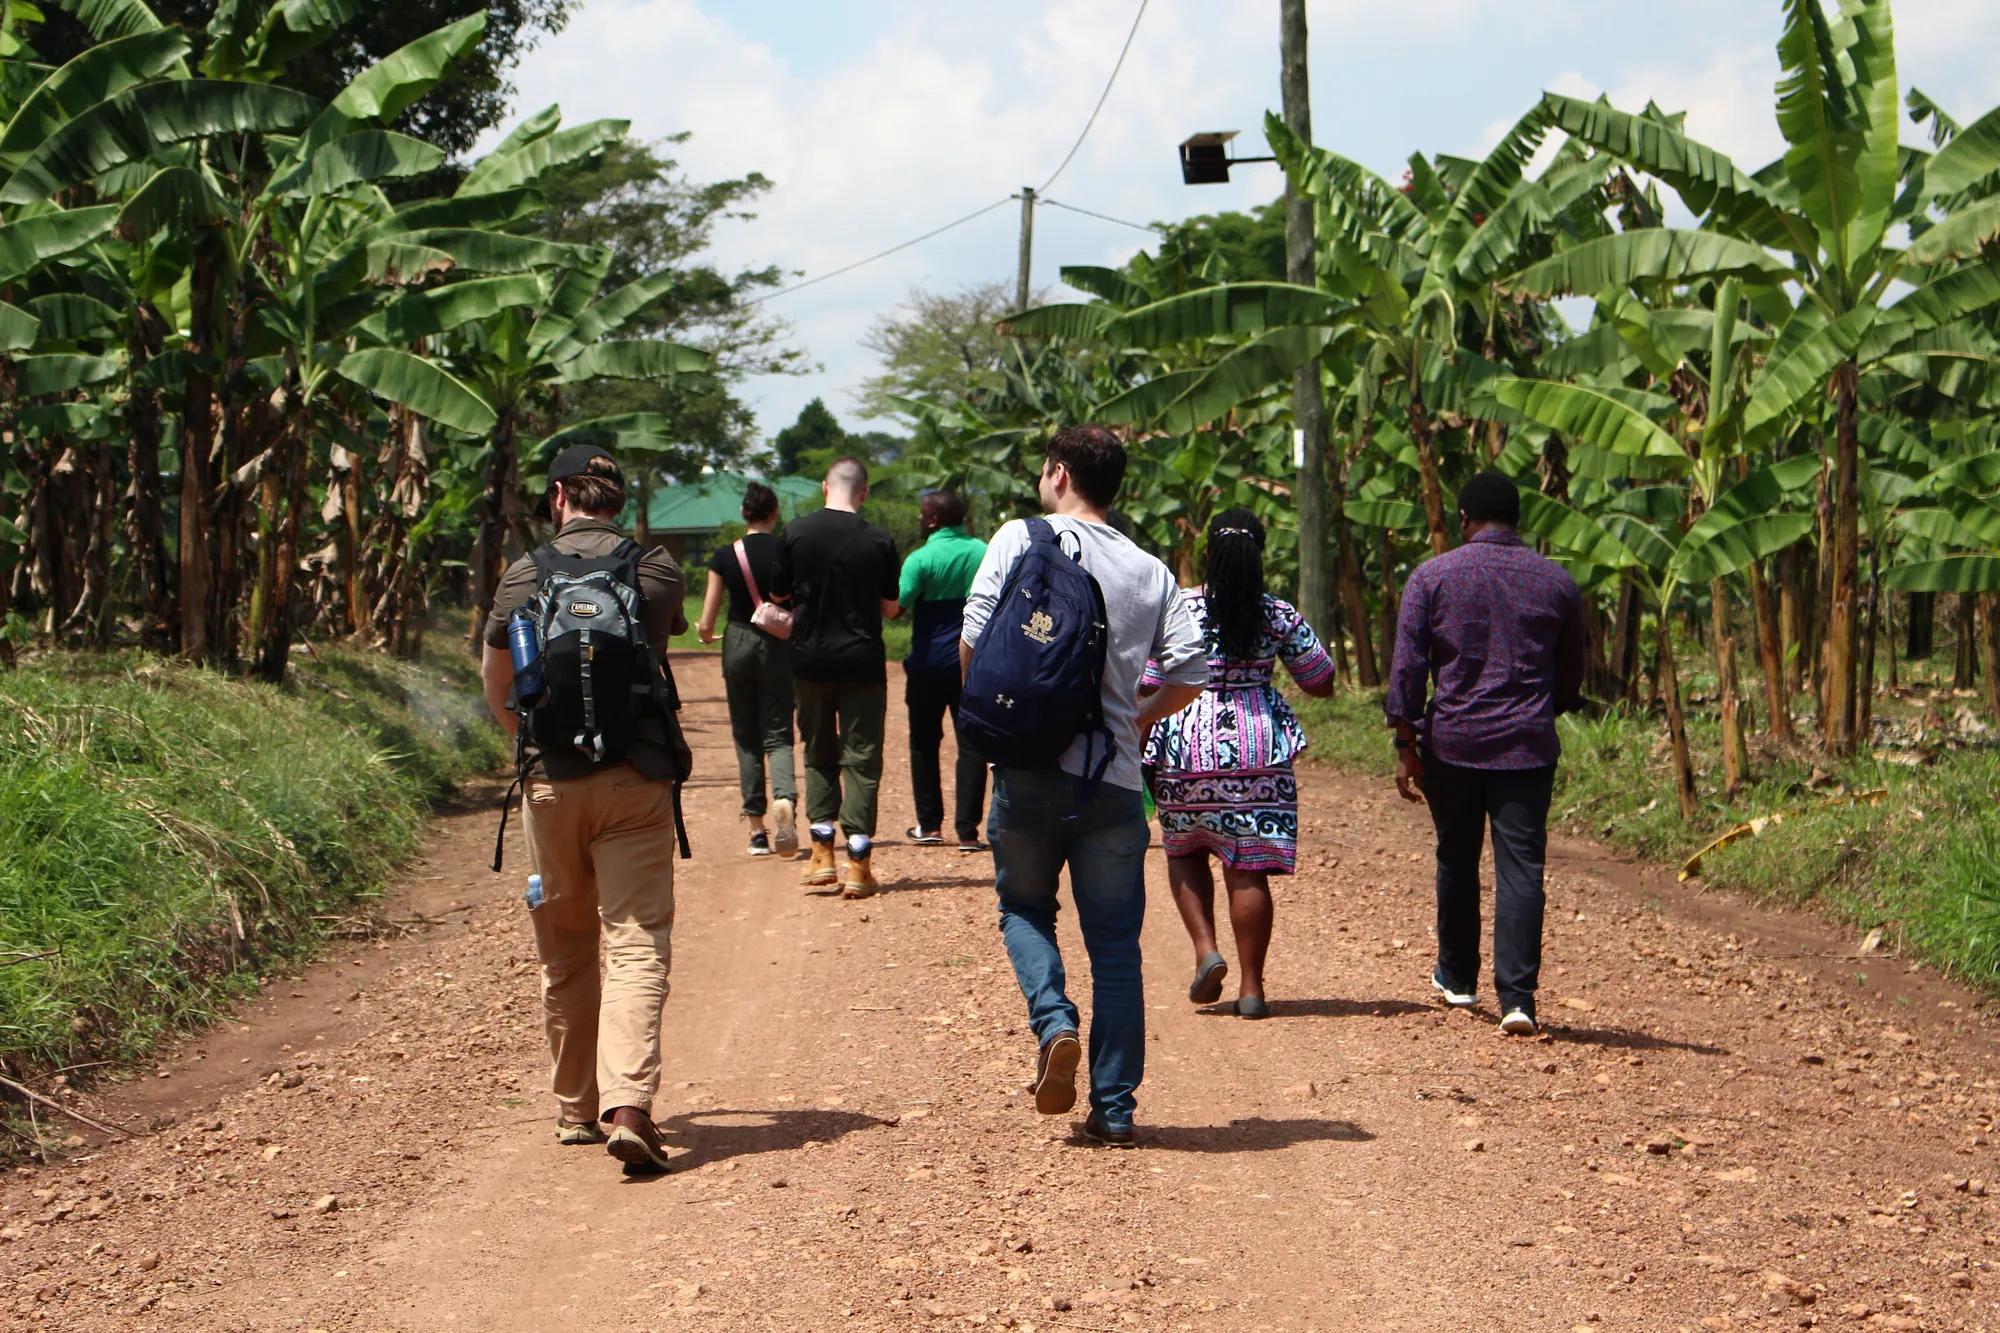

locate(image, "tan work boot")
[[841, 834, 879, 900], [800, 823, 839, 889]]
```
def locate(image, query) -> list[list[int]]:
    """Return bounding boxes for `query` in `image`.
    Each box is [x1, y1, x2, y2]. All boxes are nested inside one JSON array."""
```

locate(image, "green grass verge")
[[1290, 687, 2000, 987], [673, 593, 914, 662], [0, 644, 505, 1081]]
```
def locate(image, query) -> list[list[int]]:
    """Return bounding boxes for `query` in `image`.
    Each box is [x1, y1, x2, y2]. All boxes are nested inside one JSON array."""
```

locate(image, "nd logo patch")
[[1021, 609, 1055, 645]]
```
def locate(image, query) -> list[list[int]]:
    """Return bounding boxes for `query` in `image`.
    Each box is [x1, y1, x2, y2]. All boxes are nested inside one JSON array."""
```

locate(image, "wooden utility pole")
[[1279, 0, 1333, 640], [1015, 187, 1036, 311]]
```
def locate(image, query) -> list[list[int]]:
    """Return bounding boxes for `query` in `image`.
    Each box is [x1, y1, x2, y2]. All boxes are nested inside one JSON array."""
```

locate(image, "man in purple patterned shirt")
[[1385, 471, 1587, 1036]]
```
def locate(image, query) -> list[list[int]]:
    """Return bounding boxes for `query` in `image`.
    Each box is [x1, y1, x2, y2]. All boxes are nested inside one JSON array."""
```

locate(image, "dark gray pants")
[[1424, 756, 1556, 1015], [906, 669, 986, 841], [721, 622, 795, 818]]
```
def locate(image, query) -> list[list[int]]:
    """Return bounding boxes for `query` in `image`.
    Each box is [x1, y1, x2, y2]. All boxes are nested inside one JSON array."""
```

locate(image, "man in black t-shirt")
[[770, 457, 901, 898]]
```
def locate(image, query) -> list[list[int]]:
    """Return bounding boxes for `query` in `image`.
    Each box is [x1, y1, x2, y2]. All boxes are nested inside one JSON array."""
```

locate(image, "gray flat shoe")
[[1234, 995, 1270, 1020], [1188, 952, 1227, 1005]]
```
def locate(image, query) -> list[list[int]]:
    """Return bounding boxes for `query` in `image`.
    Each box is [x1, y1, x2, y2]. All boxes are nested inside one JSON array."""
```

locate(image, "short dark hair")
[[1457, 470, 1520, 527], [1045, 425, 1127, 509], [742, 481, 778, 523], [558, 455, 625, 517], [921, 490, 967, 532]]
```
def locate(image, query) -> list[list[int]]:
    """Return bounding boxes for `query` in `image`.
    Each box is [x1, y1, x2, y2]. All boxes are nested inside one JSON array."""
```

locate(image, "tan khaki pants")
[[521, 764, 677, 1122]]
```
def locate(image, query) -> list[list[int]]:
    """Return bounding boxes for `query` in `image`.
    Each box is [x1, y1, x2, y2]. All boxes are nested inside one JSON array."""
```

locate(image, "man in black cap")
[[1385, 470, 1586, 1038], [481, 444, 688, 1173]]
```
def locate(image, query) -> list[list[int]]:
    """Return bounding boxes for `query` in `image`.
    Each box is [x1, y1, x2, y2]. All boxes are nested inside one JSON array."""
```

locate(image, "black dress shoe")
[[1082, 1112, 1135, 1148]]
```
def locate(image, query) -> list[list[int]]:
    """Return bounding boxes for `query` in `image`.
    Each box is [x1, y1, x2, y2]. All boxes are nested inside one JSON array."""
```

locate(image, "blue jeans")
[[988, 767, 1149, 1131]]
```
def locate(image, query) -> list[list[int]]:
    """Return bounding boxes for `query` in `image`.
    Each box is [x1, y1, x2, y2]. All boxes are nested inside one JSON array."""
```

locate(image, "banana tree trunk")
[[1407, 395, 1451, 558], [126, 303, 173, 639], [256, 412, 310, 684], [1332, 504, 1378, 687], [1709, 578, 1748, 799], [1778, 545, 1806, 695], [1858, 553, 1881, 746], [1820, 377, 1861, 757], [177, 243, 221, 662], [466, 407, 518, 654], [59, 445, 116, 646], [1954, 594, 1978, 688], [1981, 594, 2000, 728], [1376, 526, 1399, 679], [1610, 580, 1643, 706], [1657, 612, 1698, 820], [1905, 590, 1934, 662], [1746, 559, 1790, 744]]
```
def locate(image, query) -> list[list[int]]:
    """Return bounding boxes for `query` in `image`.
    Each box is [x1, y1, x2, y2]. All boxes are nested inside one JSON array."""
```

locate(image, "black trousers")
[[1424, 755, 1556, 1015], [905, 670, 986, 841]]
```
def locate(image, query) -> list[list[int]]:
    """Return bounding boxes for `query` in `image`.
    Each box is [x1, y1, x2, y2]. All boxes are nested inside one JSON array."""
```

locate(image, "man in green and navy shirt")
[[898, 491, 988, 851]]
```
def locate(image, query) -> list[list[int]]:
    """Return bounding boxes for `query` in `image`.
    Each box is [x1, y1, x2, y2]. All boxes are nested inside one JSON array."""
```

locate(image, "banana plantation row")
[[0, 1, 707, 679], [905, 0, 2000, 815]]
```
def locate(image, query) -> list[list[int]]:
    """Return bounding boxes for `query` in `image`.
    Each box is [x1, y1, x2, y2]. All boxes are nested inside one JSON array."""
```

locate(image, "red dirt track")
[[5, 652, 1999, 1331]]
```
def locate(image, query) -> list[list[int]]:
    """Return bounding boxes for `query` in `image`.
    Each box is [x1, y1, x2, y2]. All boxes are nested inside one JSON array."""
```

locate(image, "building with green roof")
[[628, 471, 822, 565]]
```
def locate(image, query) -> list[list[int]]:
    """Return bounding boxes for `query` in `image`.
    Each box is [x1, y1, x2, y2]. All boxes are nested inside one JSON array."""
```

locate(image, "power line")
[[1037, 0, 1149, 194], [749, 196, 1015, 305], [1039, 196, 1166, 235]]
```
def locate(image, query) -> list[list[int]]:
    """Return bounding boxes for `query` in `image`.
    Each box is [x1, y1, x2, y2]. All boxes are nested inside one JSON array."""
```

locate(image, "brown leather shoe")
[[800, 828, 839, 889], [1031, 1030, 1081, 1115], [603, 1106, 672, 1174]]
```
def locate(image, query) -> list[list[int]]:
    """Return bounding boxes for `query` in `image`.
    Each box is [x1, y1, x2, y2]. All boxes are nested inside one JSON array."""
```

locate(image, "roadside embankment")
[[1293, 686, 2000, 984], [0, 646, 503, 1094]]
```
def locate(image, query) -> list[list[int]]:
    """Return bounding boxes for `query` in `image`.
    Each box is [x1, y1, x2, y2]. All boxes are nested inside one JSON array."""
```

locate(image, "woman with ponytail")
[[1140, 509, 1335, 1018]]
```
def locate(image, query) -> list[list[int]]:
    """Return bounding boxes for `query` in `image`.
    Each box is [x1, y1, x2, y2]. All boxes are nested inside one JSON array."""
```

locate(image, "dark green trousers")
[[794, 678, 886, 838], [721, 623, 796, 817]]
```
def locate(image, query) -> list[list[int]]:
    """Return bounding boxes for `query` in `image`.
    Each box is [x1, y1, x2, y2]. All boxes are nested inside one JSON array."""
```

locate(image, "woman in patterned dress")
[[1141, 509, 1335, 1019]]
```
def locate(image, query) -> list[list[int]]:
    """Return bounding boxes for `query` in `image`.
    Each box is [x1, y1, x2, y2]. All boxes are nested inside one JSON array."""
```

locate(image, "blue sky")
[[497, 0, 2000, 444]]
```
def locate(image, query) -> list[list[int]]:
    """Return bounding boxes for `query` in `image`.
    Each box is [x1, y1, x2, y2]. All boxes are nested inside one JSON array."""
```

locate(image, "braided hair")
[[1201, 507, 1267, 661]]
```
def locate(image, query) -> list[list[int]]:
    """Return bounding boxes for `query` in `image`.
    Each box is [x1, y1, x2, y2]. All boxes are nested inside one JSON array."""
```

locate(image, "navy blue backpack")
[[958, 518, 1113, 784]]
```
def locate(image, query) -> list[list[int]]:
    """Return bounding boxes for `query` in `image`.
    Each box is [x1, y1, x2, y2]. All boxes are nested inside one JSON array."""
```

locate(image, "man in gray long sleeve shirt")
[[961, 426, 1206, 1147], [1386, 471, 1587, 1037]]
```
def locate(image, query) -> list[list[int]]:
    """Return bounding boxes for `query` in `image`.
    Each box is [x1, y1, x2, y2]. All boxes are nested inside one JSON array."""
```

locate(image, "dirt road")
[[6, 653, 2000, 1331]]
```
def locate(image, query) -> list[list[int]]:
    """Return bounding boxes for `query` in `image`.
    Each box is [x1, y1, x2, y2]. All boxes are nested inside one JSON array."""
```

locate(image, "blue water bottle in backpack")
[[507, 608, 546, 710]]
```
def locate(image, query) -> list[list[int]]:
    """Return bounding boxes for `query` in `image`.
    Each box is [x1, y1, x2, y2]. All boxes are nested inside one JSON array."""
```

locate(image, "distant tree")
[[530, 135, 807, 476], [774, 398, 847, 477], [857, 281, 1042, 424], [1125, 197, 1289, 289], [33, 0, 578, 159]]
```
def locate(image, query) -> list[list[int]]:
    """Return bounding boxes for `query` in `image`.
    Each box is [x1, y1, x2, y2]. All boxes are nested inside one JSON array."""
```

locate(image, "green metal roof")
[[631, 472, 821, 535]]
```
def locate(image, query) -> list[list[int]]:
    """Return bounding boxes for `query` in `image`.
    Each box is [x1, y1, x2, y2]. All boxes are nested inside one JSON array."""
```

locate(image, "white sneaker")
[[771, 798, 798, 855], [1431, 970, 1476, 1008], [1499, 1008, 1538, 1036]]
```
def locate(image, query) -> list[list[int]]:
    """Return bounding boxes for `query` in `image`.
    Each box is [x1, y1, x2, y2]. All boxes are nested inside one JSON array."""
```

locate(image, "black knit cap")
[[548, 443, 618, 485], [1457, 470, 1520, 526]]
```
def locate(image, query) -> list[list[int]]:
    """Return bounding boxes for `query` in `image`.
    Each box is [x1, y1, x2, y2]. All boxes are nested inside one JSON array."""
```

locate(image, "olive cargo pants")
[[794, 679, 886, 839], [721, 621, 796, 818], [521, 764, 677, 1122]]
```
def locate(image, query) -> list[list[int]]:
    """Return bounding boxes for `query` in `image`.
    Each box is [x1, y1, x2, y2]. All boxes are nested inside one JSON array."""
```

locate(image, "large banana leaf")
[[571, 270, 680, 344], [1503, 228, 1792, 297], [16, 353, 122, 394], [0, 28, 190, 169], [25, 293, 118, 342], [0, 204, 119, 283], [996, 303, 1112, 340], [1489, 378, 1685, 461], [1673, 458, 1818, 581], [1839, 0, 1900, 269], [490, 104, 563, 159], [270, 129, 444, 198], [330, 12, 486, 124], [336, 347, 496, 435], [552, 340, 710, 384], [1670, 511, 1815, 584], [1, 80, 319, 204], [355, 274, 544, 342], [1773, 0, 1861, 270], [362, 242, 454, 286], [1266, 113, 1426, 242], [1147, 326, 1332, 433], [1517, 491, 1643, 572], [1539, 92, 1798, 246], [1884, 555, 2000, 593], [403, 229, 591, 274], [1059, 265, 1151, 308], [458, 119, 629, 198], [249, 0, 358, 70], [1927, 451, 2000, 494], [1903, 196, 2000, 265], [1343, 499, 1427, 531], [1097, 369, 1205, 427], [1930, 490, 2000, 547], [1741, 305, 1875, 436], [525, 250, 614, 363], [1920, 104, 2000, 201], [0, 301, 40, 351], [1893, 258, 2000, 331], [51, 0, 165, 39], [116, 163, 232, 233], [533, 413, 676, 459], [1422, 105, 1547, 302], [1101, 283, 1337, 348]]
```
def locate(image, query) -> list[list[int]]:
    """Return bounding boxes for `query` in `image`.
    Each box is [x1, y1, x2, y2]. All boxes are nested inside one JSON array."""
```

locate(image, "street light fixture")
[[1177, 131, 1277, 186]]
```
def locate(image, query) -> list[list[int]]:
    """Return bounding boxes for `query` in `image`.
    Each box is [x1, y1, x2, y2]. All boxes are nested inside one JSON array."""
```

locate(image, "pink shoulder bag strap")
[[734, 538, 794, 640]]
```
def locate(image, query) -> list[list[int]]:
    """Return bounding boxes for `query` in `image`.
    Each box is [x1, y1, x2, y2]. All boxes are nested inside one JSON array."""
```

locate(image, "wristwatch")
[[1392, 737, 1414, 752]]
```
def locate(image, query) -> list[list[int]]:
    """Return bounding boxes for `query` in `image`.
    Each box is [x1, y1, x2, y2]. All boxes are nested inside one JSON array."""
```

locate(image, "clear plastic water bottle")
[[524, 874, 544, 910]]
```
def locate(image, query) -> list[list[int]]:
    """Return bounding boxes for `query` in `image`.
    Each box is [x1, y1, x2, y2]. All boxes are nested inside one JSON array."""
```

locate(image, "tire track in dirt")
[[5, 652, 2000, 1330]]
